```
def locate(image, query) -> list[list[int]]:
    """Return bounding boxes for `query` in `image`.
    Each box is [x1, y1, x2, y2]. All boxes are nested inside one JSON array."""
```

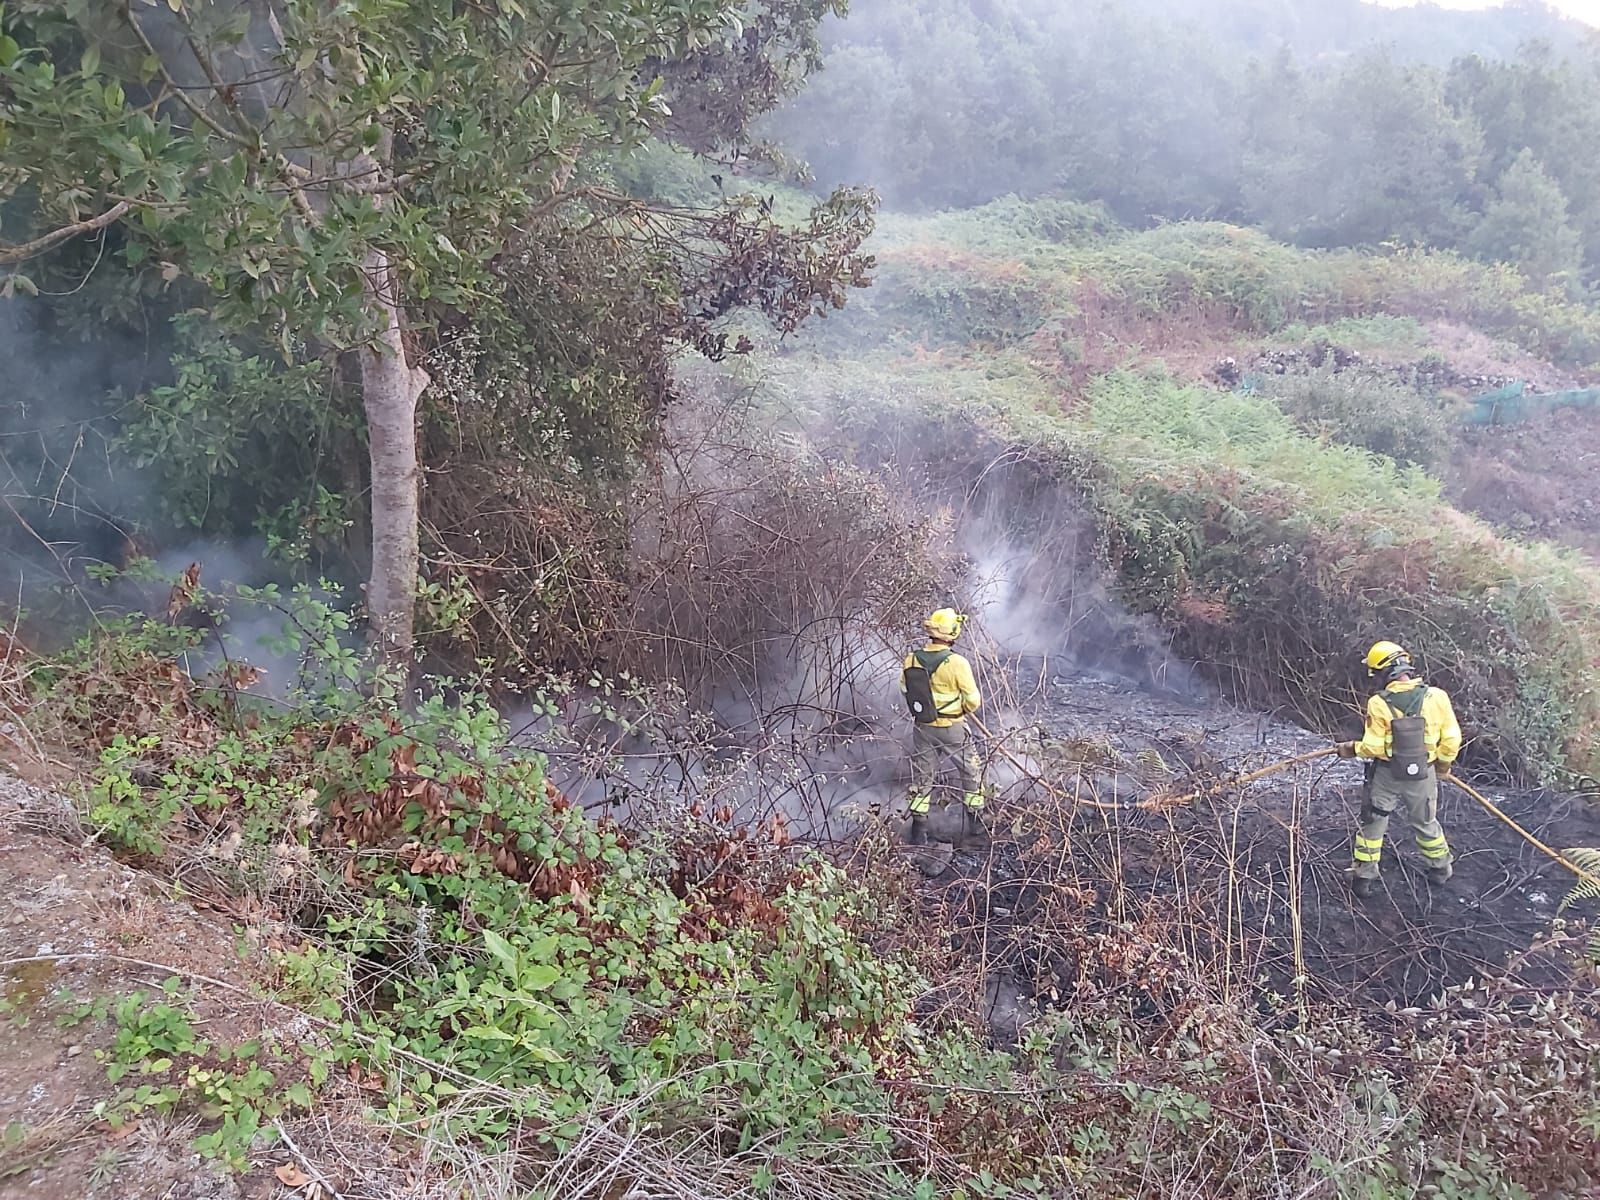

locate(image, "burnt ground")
[[919, 668, 1600, 1025], [1446, 406, 1600, 562]]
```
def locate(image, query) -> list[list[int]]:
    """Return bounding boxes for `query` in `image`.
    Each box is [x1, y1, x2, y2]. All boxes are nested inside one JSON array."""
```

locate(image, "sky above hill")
[[1371, 0, 1600, 25]]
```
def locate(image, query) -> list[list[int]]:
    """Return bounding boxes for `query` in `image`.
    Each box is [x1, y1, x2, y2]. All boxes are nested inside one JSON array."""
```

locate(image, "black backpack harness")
[[1379, 684, 1432, 781], [903, 648, 963, 724]]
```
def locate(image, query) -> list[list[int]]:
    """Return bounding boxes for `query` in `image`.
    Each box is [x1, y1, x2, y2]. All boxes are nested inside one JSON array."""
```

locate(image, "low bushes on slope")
[[845, 213, 1600, 378], [1252, 367, 1453, 470], [1273, 314, 1433, 356], [1084, 223, 1600, 372], [1079, 373, 1600, 778], [872, 197, 1122, 263]]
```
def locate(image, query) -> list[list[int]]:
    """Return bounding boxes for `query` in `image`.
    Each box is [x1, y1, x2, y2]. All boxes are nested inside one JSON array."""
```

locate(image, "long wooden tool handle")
[[1151, 746, 1339, 809], [1449, 776, 1600, 887]]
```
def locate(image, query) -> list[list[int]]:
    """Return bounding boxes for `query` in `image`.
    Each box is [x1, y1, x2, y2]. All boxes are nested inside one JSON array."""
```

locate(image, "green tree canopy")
[[0, 0, 872, 661], [1467, 146, 1582, 289]]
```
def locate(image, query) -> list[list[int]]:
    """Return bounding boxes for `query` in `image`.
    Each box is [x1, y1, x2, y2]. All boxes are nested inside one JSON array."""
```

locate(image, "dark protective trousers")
[[908, 720, 983, 815], [1352, 763, 1452, 880]]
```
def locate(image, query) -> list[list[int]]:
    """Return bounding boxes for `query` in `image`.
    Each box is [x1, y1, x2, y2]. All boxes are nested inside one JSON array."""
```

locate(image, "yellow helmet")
[[1365, 640, 1410, 677], [923, 608, 966, 640]]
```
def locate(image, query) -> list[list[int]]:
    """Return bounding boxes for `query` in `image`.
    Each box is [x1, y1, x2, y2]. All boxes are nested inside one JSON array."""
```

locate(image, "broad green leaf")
[[519, 1042, 565, 1064], [518, 963, 561, 991], [482, 929, 518, 980], [105, 138, 144, 167]]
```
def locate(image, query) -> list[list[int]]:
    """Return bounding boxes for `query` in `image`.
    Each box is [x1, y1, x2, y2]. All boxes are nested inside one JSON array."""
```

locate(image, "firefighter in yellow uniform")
[[1336, 640, 1461, 897], [900, 609, 984, 845]]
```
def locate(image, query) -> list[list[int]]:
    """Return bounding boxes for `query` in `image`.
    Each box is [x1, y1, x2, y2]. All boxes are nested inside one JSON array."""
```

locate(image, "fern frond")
[[1135, 748, 1172, 779], [1556, 847, 1600, 914]]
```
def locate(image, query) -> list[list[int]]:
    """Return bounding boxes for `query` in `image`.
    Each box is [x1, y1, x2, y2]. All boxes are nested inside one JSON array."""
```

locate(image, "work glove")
[[1435, 760, 1453, 779], [1334, 741, 1359, 759]]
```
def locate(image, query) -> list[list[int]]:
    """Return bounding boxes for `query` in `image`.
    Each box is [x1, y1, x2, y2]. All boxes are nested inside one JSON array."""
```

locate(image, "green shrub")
[[877, 196, 1121, 261], [1256, 367, 1453, 469], [880, 264, 1055, 348], [1274, 314, 1429, 355], [116, 318, 358, 544], [66, 979, 319, 1173], [58, 596, 922, 1170]]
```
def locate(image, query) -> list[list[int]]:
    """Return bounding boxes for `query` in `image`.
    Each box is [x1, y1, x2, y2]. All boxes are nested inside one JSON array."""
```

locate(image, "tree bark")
[[0, 201, 134, 264], [358, 246, 428, 670]]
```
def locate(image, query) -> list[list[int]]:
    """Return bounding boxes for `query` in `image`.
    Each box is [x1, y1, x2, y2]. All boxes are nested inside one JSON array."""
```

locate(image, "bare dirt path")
[[0, 773, 270, 1200]]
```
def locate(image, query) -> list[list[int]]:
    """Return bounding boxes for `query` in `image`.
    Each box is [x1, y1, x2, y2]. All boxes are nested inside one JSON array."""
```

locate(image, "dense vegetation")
[[22, 588, 1600, 1197], [774, 0, 1600, 288], [2, 1, 1600, 1197]]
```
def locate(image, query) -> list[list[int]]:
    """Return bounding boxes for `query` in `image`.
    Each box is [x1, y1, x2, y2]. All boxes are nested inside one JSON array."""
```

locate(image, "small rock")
[[908, 841, 955, 878], [65, 1044, 82, 1058]]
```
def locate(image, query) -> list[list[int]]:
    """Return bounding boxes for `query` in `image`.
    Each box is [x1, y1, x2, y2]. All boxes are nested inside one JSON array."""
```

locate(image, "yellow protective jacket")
[[1355, 678, 1462, 766], [901, 643, 982, 728]]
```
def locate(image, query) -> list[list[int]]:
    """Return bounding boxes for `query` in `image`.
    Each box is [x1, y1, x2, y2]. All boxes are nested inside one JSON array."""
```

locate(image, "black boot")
[[1426, 863, 1454, 886], [906, 815, 928, 846], [1350, 874, 1377, 900]]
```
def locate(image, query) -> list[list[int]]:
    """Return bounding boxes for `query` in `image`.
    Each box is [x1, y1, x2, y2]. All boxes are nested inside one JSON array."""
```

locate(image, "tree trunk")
[[358, 246, 428, 670]]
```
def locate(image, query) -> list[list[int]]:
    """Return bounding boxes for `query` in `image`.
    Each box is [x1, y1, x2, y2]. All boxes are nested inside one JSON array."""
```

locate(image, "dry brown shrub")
[[613, 405, 945, 707], [424, 385, 950, 708]]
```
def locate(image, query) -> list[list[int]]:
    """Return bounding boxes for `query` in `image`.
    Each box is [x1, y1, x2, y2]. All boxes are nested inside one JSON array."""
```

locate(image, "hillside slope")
[[761, 200, 1600, 780], [1448, 406, 1600, 559]]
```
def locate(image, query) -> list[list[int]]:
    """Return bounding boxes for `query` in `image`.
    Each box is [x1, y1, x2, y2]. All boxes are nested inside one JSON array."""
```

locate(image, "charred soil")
[[914, 668, 1600, 1025]]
